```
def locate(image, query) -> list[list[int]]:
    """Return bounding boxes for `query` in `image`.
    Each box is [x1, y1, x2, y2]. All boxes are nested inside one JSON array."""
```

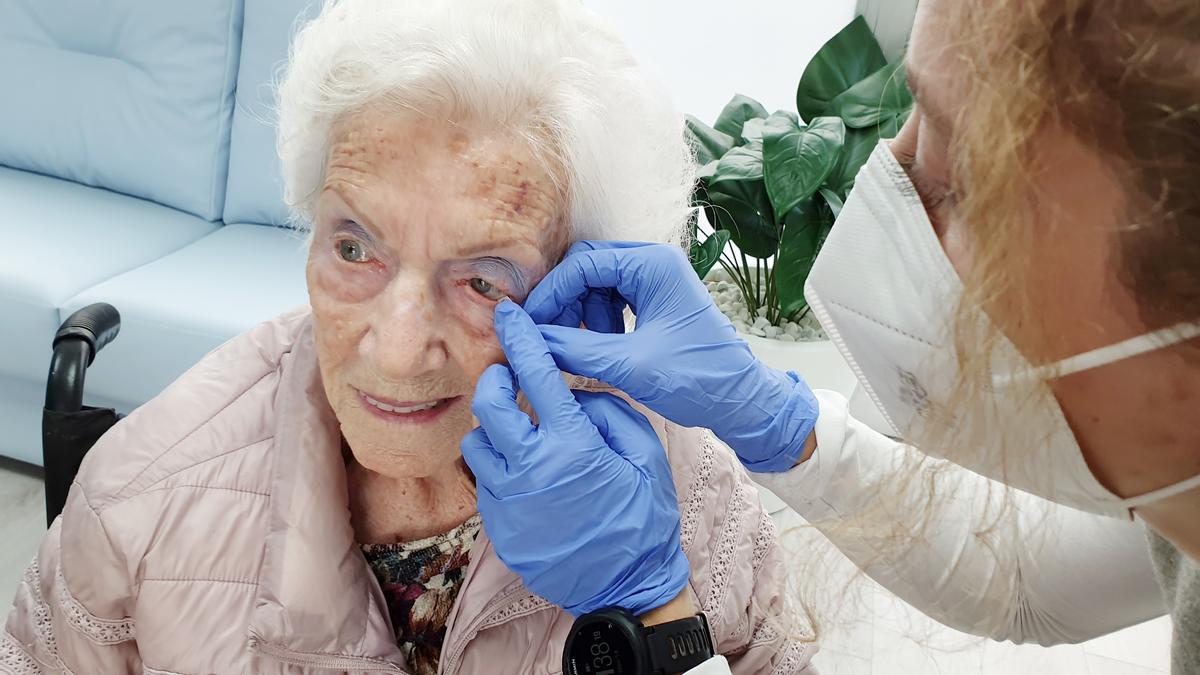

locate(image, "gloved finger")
[[523, 243, 660, 325], [527, 242, 603, 329], [493, 300, 586, 431], [564, 239, 650, 256], [470, 363, 537, 451], [538, 324, 633, 389], [460, 426, 510, 487], [574, 391, 667, 472], [578, 287, 628, 334]]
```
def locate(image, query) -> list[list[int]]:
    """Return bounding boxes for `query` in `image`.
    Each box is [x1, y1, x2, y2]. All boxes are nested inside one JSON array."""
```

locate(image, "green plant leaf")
[[877, 102, 912, 138], [740, 118, 767, 144], [689, 229, 731, 279], [745, 110, 801, 145], [775, 200, 833, 317], [828, 60, 913, 129], [773, 110, 801, 126], [714, 94, 769, 142], [762, 116, 845, 218], [692, 182, 725, 241], [685, 115, 736, 165], [796, 16, 887, 123], [703, 178, 778, 258], [828, 126, 880, 196], [695, 159, 720, 182], [710, 142, 764, 184], [818, 187, 844, 218]]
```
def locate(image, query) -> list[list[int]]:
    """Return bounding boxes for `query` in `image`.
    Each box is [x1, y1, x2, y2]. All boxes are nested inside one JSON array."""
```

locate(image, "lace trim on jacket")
[[704, 484, 750, 615], [680, 433, 718, 551], [477, 594, 552, 632], [0, 630, 41, 674], [17, 559, 74, 674], [748, 620, 814, 674], [53, 564, 136, 645]]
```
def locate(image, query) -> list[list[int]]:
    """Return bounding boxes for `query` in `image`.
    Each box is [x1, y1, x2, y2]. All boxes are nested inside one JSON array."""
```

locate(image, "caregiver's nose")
[[362, 281, 448, 377]]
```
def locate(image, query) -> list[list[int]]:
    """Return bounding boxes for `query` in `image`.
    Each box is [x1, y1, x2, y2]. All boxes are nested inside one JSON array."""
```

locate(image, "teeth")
[[363, 394, 441, 414]]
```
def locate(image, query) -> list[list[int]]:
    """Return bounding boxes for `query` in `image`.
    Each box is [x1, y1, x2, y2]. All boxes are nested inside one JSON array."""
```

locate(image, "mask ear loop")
[[1121, 471, 1200, 510], [993, 320, 1200, 387]]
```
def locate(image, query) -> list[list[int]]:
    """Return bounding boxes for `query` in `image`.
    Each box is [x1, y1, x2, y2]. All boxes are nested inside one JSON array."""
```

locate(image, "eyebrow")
[[324, 186, 387, 241], [475, 255, 531, 289], [333, 219, 376, 243]]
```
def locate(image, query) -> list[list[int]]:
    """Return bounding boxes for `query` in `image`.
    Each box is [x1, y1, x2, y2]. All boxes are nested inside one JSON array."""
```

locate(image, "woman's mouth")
[[357, 390, 461, 423]]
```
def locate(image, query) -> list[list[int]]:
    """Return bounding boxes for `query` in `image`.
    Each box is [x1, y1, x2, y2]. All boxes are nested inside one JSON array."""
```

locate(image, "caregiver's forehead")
[[906, 0, 962, 133], [323, 108, 565, 255]]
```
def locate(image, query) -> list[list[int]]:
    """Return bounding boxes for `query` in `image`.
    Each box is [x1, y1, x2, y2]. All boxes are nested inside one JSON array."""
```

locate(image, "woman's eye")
[[902, 160, 955, 215], [336, 238, 370, 263], [468, 277, 506, 301]]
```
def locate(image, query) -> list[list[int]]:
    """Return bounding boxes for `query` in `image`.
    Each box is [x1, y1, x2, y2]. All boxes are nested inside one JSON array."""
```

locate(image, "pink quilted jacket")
[[3, 309, 816, 675]]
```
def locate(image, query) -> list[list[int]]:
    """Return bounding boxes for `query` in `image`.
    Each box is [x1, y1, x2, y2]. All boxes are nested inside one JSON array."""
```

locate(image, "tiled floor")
[[0, 462, 1173, 674]]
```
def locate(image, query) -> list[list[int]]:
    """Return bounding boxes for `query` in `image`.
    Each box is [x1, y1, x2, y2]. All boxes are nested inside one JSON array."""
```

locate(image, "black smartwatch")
[[563, 607, 715, 675]]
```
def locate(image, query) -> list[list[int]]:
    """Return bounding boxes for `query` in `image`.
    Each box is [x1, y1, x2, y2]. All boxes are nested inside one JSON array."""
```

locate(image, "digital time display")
[[566, 621, 638, 674]]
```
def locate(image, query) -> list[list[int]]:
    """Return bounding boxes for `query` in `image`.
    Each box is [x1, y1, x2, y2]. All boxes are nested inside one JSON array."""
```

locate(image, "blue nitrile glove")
[[522, 240, 818, 473], [461, 299, 689, 617]]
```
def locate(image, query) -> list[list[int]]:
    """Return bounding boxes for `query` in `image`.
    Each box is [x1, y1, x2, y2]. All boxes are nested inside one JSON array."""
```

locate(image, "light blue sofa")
[[0, 0, 321, 465]]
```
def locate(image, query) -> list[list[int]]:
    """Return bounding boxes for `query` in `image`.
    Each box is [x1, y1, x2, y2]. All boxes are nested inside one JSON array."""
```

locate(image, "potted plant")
[[684, 15, 912, 387]]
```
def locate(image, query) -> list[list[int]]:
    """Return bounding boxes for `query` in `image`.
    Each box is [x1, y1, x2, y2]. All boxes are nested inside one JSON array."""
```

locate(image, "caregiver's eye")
[[901, 159, 957, 217], [468, 277, 506, 301], [336, 238, 371, 263]]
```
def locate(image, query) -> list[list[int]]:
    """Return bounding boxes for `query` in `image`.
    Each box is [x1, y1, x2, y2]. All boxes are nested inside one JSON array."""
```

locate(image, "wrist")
[[734, 369, 819, 473], [797, 429, 818, 465], [638, 588, 696, 627]]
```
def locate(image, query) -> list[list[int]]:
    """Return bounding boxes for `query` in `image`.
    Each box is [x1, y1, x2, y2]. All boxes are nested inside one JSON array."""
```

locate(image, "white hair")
[[276, 0, 694, 248]]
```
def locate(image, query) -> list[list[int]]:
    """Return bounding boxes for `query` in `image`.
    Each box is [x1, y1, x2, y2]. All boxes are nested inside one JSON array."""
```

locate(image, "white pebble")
[[705, 272, 825, 342]]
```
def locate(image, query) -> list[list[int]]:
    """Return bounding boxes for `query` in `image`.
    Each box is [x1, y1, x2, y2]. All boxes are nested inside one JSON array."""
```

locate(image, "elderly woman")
[[2, 1, 813, 674]]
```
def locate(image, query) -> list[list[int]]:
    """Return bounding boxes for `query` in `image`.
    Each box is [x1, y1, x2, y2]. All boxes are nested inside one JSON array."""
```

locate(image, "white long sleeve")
[[753, 389, 1167, 646]]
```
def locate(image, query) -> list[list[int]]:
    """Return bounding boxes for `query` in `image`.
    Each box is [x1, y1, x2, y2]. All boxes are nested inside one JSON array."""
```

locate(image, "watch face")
[[565, 618, 639, 675]]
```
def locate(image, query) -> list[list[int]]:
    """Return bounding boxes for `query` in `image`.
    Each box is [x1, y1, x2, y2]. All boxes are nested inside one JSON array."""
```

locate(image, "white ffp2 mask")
[[804, 143, 1200, 519]]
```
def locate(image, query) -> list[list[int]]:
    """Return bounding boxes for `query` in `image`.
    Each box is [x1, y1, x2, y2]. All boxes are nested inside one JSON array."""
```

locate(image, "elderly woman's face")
[[308, 109, 566, 477]]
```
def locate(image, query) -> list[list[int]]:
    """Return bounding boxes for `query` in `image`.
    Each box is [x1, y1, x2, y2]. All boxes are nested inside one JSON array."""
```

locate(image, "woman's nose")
[[360, 279, 448, 378]]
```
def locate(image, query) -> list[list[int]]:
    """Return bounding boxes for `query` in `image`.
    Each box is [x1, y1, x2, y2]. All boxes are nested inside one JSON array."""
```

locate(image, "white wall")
[[857, 0, 919, 62], [582, 0, 858, 125]]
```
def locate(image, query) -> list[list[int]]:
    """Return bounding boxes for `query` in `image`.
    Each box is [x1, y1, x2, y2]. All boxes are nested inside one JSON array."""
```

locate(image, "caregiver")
[[463, 0, 1200, 673]]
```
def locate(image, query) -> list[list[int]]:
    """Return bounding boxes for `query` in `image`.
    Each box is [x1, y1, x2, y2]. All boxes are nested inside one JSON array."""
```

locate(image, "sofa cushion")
[[0, 374, 128, 466], [0, 167, 219, 385], [223, 0, 321, 227], [0, 0, 244, 221], [60, 224, 310, 407]]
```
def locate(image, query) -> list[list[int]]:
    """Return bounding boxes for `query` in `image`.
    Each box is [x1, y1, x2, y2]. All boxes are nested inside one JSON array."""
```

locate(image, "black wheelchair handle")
[[46, 303, 121, 413], [53, 303, 121, 367]]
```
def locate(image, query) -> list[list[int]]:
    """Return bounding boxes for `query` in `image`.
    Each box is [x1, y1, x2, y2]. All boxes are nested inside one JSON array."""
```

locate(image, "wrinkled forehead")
[[321, 105, 570, 261]]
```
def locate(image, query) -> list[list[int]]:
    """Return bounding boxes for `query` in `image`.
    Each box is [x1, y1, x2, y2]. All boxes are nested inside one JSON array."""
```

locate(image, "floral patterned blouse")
[[360, 515, 482, 675]]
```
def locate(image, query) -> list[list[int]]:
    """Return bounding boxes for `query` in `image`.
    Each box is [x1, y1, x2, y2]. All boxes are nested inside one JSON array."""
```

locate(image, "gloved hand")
[[522, 240, 818, 472], [462, 299, 689, 617]]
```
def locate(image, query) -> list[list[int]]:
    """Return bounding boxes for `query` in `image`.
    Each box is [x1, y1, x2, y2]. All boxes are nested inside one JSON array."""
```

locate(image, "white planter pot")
[[738, 333, 858, 397]]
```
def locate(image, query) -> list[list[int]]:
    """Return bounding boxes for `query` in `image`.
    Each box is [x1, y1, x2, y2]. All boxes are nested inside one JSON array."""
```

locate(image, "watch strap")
[[644, 613, 715, 673]]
